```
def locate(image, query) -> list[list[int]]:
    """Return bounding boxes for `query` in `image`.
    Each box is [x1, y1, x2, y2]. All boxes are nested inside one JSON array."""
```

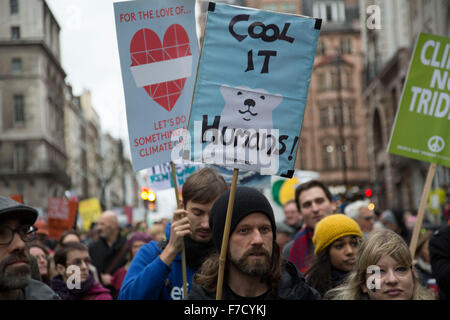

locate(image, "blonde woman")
[[325, 229, 434, 300]]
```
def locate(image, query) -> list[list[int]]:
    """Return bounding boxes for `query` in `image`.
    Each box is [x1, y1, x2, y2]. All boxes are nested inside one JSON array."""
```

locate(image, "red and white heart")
[[129, 24, 192, 112]]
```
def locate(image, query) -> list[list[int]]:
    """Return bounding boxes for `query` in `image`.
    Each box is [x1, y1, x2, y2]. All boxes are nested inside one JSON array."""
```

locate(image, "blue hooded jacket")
[[118, 223, 195, 300]]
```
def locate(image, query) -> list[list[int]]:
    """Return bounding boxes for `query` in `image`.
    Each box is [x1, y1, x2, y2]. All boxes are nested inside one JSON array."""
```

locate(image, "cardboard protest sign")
[[78, 198, 102, 231], [148, 161, 199, 191], [114, 0, 199, 171], [182, 3, 320, 178], [47, 198, 78, 240], [388, 33, 450, 168], [212, 165, 270, 188]]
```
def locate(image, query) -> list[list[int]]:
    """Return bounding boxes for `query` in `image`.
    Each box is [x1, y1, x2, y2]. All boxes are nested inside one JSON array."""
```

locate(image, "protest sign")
[[388, 33, 450, 168], [78, 198, 102, 231], [182, 2, 320, 178], [212, 165, 270, 188], [386, 33, 450, 256], [114, 0, 199, 171], [148, 161, 199, 191], [47, 198, 78, 240]]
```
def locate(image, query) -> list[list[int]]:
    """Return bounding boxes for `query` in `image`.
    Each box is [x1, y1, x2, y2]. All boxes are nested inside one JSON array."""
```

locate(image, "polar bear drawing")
[[219, 85, 283, 131]]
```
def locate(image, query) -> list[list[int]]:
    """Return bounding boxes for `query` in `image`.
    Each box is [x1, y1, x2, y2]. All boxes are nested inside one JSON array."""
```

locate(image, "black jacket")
[[89, 236, 128, 275], [188, 261, 321, 300], [89, 236, 127, 298], [429, 225, 450, 300]]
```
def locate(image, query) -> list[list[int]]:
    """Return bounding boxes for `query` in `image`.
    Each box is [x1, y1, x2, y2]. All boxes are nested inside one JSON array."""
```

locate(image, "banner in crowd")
[[147, 161, 200, 191], [47, 198, 78, 240], [212, 165, 271, 188], [78, 198, 102, 231], [182, 3, 320, 178], [388, 32, 450, 168], [114, 0, 199, 171]]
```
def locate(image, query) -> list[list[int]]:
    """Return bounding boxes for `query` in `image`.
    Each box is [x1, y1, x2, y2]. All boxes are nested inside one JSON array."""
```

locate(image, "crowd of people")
[[0, 167, 449, 301]]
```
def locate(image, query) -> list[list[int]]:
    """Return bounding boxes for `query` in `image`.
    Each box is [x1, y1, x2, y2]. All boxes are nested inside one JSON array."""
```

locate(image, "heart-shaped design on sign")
[[130, 24, 191, 112]]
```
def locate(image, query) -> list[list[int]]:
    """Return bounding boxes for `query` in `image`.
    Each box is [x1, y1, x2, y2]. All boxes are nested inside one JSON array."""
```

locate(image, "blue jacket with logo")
[[118, 223, 195, 300]]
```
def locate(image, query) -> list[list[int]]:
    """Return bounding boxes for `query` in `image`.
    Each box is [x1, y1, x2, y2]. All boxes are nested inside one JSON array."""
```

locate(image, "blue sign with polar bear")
[[181, 2, 321, 178]]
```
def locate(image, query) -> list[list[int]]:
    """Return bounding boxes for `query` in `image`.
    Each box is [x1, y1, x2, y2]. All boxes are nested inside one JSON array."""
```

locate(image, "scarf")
[[330, 267, 349, 288], [184, 236, 215, 270], [288, 226, 314, 274], [50, 271, 95, 300]]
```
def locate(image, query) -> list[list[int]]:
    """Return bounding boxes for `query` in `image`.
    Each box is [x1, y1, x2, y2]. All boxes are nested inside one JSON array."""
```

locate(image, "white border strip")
[[130, 56, 192, 87]]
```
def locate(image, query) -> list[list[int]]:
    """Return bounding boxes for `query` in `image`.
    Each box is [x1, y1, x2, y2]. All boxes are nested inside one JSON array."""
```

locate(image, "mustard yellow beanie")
[[313, 214, 363, 254]]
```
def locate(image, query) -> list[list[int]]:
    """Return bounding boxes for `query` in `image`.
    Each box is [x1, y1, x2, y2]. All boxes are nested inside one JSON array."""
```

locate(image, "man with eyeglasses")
[[51, 242, 112, 300], [0, 195, 59, 300]]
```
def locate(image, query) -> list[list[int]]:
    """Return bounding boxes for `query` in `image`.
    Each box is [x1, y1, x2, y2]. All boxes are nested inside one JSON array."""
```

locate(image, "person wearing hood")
[[189, 187, 321, 300], [118, 167, 228, 300], [50, 241, 112, 300], [305, 214, 363, 297]]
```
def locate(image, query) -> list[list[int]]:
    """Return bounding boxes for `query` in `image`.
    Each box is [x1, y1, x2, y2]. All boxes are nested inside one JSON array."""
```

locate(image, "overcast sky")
[[46, 0, 202, 161]]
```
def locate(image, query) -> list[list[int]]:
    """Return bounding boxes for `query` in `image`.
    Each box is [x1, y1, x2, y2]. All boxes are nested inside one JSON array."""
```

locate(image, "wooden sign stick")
[[216, 168, 239, 300], [170, 161, 188, 299], [409, 162, 437, 257]]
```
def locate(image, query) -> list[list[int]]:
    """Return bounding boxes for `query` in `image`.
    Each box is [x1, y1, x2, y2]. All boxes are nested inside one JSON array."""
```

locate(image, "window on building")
[[344, 102, 355, 125], [13, 95, 25, 124], [11, 58, 22, 74], [330, 70, 339, 90], [313, 1, 345, 23], [318, 73, 326, 90], [10, 0, 18, 14], [11, 26, 20, 40], [317, 41, 326, 55], [335, 142, 343, 169], [322, 143, 333, 170], [281, 3, 296, 14], [349, 142, 357, 168], [339, 39, 353, 54], [320, 107, 329, 127], [13, 144, 27, 171], [263, 3, 278, 11]]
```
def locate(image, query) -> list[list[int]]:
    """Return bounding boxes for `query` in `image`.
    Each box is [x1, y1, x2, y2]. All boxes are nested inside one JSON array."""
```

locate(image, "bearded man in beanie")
[[189, 187, 321, 300], [0, 196, 59, 300]]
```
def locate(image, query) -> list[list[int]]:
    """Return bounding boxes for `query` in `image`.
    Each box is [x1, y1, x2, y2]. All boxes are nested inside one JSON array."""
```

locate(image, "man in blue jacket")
[[118, 167, 227, 300]]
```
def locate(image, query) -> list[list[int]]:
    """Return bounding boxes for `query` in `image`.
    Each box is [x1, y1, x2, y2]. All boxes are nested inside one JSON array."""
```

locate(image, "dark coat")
[[429, 225, 450, 300], [188, 261, 321, 300], [18, 279, 60, 300]]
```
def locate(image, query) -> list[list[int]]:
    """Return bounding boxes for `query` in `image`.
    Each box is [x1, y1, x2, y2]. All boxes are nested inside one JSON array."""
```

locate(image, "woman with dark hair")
[[305, 214, 363, 297]]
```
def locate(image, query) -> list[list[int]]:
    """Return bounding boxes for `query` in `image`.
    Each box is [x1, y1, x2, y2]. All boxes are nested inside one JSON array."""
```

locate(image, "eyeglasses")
[[0, 225, 37, 245], [67, 257, 91, 267]]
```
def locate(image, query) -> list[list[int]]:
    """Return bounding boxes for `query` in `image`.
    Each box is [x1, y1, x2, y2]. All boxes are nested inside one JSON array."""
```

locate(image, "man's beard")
[[230, 247, 272, 276], [0, 251, 31, 290]]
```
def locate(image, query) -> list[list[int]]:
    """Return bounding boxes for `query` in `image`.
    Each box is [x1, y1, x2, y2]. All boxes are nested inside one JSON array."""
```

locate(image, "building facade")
[[0, 0, 69, 212], [360, 0, 450, 211], [297, 0, 370, 193]]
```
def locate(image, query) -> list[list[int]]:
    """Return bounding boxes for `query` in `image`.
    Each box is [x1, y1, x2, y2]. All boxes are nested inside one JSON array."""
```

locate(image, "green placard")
[[387, 33, 450, 168]]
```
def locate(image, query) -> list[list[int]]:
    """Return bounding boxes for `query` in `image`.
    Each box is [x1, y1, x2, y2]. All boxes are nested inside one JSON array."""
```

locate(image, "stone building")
[[0, 0, 69, 211], [360, 0, 450, 211]]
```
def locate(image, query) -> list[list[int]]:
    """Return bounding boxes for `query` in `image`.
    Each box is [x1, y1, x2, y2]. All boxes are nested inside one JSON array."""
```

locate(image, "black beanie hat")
[[209, 186, 276, 252]]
